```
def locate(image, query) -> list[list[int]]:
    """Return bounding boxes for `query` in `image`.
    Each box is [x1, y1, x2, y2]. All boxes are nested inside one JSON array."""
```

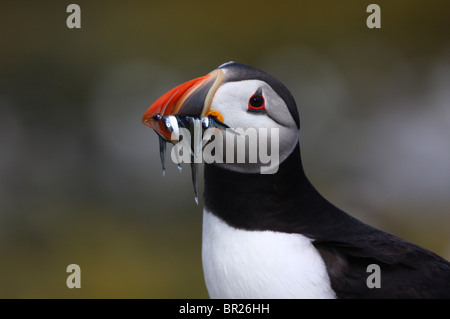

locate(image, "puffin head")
[[142, 62, 300, 174]]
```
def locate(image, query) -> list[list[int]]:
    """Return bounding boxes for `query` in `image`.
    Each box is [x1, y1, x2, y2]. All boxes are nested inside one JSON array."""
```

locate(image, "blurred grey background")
[[0, 1, 449, 298]]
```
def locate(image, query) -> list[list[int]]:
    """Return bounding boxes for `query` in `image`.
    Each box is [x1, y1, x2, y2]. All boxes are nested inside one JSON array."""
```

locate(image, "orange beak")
[[142, 69, 225, 141]]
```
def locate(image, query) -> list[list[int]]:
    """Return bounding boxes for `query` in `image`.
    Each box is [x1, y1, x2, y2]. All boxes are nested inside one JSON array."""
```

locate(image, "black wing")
[[314, 227, 450, 298]]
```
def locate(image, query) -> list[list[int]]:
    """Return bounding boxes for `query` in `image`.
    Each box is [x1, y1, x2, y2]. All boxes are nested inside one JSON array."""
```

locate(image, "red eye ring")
[[248, 88, 266, 113]]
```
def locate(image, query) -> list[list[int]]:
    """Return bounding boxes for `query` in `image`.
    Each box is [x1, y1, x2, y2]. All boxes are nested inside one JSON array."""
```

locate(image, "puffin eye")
[[248, 88, 266, 113]]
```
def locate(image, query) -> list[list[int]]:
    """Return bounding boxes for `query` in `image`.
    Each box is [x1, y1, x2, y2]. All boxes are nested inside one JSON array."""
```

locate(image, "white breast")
[[202, 209, 336, 299]]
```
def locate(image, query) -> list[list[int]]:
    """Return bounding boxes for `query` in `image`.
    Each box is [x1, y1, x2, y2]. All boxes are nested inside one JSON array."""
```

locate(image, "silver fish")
[[155, 114, 233, 204], [158, 135, 167, 176]]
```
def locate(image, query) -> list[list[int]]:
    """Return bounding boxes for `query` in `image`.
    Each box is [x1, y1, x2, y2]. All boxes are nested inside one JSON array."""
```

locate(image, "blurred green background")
[[0, 1, 449, 298]]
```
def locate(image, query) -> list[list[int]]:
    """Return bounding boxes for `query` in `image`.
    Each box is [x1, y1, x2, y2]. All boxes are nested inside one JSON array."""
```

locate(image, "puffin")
[[142, 62, 450, 298]]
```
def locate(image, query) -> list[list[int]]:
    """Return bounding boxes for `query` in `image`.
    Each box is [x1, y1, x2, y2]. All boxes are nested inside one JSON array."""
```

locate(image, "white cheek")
[[210, 81, 256, 129], [210, 80, 299, 172], [211, 80, 297, 131]]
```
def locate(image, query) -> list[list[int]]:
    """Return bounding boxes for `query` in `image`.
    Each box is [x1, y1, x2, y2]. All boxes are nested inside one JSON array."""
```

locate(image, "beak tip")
[[141, 118, 150, 127]]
